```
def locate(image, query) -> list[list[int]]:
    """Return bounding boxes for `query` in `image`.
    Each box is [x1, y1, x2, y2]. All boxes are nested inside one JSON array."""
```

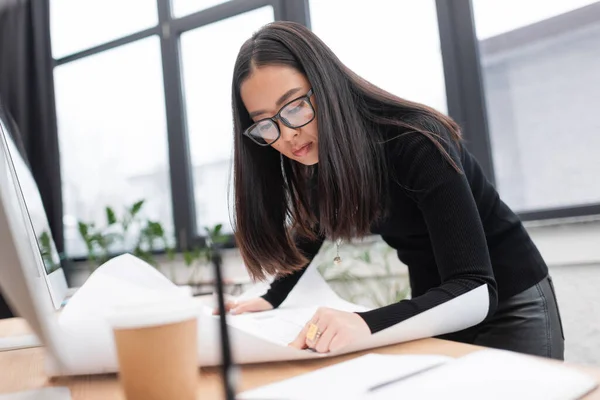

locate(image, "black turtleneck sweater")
[[262, 128, 548, 334]]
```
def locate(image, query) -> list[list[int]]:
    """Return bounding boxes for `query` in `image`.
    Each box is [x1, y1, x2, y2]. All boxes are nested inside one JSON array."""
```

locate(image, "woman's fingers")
[[230, 301, 254, 315], [329, 332, 348, 353], [212, 300, 237, 315], [290, 307, 370, 352], [313, 326, 336, 353], [289, 323, 310, 349], [212, 297, 274, 315], [232, 298, 274, 314]]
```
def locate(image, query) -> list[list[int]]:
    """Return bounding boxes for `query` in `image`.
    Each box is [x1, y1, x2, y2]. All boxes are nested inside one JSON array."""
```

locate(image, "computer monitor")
[[0, 108, 67, 363], [0, 112, 68, 310]]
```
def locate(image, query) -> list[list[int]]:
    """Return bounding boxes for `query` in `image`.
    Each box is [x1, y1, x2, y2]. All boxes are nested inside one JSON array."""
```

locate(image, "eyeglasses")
[[243, 88, 315, 146]]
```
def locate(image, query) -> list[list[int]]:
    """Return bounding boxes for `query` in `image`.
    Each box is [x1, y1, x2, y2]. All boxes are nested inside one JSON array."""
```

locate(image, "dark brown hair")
[[232, 22, 461, 280]]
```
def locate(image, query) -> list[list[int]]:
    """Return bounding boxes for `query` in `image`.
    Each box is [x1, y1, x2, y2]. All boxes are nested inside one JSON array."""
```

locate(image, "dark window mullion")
[[157, 0, 197, 250], [519, 204, 600, 222], [280, 0, 310, 27], [54, 27, 160, 66], [436, 0, 495, 184]]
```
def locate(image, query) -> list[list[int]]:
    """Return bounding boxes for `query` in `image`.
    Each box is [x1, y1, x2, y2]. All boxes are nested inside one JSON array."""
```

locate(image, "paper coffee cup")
[[108, 296, 201, 400]]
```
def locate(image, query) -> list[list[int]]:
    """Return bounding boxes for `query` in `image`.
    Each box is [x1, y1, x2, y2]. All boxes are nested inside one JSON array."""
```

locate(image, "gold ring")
[[306, 323, 319, 341]]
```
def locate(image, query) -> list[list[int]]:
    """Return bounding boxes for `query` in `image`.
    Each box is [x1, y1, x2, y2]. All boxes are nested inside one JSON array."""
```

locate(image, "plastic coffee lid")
[[107, 296, 202, 330]]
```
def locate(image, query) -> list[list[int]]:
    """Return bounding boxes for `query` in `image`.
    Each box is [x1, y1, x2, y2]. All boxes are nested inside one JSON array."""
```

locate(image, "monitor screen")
[[0, 127, 62, 275]]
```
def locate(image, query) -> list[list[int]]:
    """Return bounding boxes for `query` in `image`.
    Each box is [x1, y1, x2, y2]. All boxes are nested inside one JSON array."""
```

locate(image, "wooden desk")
[[1, 318, 599, 399]]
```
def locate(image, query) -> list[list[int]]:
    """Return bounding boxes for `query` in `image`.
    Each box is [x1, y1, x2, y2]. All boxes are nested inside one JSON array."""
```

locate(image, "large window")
[[44, 0, 600, 259], [181, 6, 274, 233], [49, 0, 305, 257], [310, 0, 447, 114], [54, 37, 172, 256], [472, 0, 600, 212]]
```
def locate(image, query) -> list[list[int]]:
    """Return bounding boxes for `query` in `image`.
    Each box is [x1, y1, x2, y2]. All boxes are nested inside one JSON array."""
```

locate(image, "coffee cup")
[[108, 297, 200, 400]]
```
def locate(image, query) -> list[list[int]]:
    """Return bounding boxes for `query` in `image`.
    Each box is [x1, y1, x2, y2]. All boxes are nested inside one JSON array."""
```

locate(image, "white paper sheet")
[[238, 353, 452, 400], [340, 283, 489, 355], [227, 307, 316, 346], [224, 264, 369, 347], [198, 308, 327, 366], [224, 256, 489, 360], [277, 262, 369, 312], [240, 349, 598, 400], [54, 254, 323, 371], [369, 349, 598, 400], [55, 253, 491, 373]]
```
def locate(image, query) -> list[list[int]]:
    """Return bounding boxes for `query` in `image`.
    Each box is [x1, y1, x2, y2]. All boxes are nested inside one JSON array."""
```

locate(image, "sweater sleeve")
[[357, 131, 498, 334], [261, 232, 325, 308]]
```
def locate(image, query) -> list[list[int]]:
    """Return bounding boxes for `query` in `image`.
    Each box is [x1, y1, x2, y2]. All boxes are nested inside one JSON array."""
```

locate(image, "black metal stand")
[[211, 244, 237, 400]]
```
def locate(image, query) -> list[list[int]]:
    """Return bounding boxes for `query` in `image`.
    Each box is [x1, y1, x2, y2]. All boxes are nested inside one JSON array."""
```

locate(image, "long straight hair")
[[232, 22, 461, 280]]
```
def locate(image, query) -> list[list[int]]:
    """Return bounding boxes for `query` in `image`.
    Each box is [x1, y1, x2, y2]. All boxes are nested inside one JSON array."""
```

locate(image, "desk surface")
[[1, 318, 599, 399]]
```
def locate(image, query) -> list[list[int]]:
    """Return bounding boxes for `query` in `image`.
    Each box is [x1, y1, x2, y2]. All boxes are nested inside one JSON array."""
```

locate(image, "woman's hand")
[[289, 307, 371, 353], [212, 297, 273, 315]]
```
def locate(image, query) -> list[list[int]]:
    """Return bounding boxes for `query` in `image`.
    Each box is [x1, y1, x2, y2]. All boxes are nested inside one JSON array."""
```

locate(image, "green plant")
[[38, 230, 60, 274], [134, 220, 176, 266], [75, 199, 230, 287], [77, 221, 115, 266], [76, 200, 175, 270], [182, 224, 228, 284]]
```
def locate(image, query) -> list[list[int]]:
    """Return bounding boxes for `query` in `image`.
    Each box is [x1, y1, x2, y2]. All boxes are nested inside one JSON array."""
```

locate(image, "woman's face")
[[240, 65, 319, 165]]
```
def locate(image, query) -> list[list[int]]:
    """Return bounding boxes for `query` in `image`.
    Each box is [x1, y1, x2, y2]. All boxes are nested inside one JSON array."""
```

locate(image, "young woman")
[[226, 21, 564, 360]]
